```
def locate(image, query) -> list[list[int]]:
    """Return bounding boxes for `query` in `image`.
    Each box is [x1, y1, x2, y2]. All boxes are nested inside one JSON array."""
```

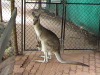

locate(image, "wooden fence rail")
[[0, 8, 17, 62]]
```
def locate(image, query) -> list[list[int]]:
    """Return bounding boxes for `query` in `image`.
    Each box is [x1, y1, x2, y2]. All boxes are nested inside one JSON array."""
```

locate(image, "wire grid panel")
[[24, 2, 62, 50]]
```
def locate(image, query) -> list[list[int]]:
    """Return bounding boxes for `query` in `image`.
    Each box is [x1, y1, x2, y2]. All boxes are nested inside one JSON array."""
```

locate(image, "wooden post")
[[0, 0, 3, 22], [11, 0, 15, 13], [11, 0, 19, 55]]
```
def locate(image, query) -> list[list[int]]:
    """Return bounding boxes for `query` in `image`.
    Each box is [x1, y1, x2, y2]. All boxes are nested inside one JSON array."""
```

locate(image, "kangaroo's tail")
[[54, 52, 89, 67]]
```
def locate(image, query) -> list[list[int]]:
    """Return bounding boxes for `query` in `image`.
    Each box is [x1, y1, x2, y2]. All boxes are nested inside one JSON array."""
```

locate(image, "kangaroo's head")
[[32, 12, 40, 25]]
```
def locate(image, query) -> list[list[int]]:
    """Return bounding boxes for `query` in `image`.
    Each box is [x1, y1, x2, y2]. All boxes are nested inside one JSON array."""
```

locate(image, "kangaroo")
[[32, 12, 89, 67]]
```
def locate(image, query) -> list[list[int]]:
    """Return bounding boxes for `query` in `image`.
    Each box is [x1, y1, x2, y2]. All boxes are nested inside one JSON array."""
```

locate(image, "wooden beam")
[[0, 8, 17, 62], [11, 0, 19, 55]]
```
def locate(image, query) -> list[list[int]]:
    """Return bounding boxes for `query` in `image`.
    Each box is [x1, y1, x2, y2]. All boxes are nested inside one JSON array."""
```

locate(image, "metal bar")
[[49, 0, 51, 9], [61, 0, 66, 52], [11, 0, 19, 55], [65, 3, 100, 5], [55, 4, 58, 16], [99, 19, 100, 35], [62, 3, 66, 51], [99, 19, 100, 50], [25, 49, 39, 51], [25, 2, 62, 4], [0, 0, 3, 22], [60, 3, 64, 51], [25, 2, 100, 5], [63, 3, 66, 42], [0, 8, 17, 62], [64, 49, 97, 50], [61, 3, 64, 41], [97, 19, 100, 51], [24, 0, 26, 51], [20, 0, 24, 54]]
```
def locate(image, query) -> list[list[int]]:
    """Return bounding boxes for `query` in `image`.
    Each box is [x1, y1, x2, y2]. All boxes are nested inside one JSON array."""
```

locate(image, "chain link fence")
[[1, 0, 99, 52], [24, 0, 63, 50], [46, 2, 99, 50], [24, 1, 99, 51]]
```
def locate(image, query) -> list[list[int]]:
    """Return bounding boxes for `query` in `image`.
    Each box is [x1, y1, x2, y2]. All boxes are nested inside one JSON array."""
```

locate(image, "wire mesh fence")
[[24, 0, 62, 50], [24, 1, 99, 51], [1, 0, 99, 52], [46, 2, 99, 50], [64, 4, 99, 50]]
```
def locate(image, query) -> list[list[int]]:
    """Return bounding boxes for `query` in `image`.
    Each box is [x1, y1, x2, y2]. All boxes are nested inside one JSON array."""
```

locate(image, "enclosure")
[[0, 0, 100, 75]]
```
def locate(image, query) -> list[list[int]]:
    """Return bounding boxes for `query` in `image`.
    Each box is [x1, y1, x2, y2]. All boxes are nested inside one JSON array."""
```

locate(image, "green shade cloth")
[[46, 0, 100, 36]]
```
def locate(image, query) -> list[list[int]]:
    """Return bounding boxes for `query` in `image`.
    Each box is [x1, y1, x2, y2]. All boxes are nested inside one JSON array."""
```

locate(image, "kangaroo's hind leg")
[[40, 52, 51, 59], [33, 51, 49, 63]]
